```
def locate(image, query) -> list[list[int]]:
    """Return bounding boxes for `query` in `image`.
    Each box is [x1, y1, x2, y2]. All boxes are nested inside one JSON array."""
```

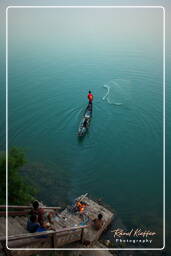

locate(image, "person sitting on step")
[[27, 214, 40, 233], [30, 200, 54, 226], [92, 213, 104, 231]]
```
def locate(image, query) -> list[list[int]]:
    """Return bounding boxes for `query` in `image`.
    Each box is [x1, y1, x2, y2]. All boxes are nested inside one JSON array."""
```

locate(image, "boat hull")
[[78, 103, 92, 136]]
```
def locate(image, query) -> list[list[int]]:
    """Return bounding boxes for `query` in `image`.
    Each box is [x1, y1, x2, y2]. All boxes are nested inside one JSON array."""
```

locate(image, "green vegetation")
[[0, 147, 36, 205]]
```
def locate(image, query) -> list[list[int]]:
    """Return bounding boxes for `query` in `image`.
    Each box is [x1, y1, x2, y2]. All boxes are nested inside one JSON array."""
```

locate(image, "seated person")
[[27, 214, 40, 233], [30, 200, 54, 226], [92, 213, 104, 231]]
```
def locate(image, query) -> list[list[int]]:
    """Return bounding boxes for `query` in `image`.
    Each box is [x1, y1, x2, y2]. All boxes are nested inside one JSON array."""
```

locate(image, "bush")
[[0, 147, 36, 205]]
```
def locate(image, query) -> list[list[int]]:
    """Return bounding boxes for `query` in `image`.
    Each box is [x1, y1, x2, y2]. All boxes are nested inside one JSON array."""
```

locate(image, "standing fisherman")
[[88, 90, 93, 104]]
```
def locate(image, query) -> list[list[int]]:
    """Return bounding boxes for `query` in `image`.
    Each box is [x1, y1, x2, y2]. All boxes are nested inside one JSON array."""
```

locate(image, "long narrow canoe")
[[78, 103, 92, 136]]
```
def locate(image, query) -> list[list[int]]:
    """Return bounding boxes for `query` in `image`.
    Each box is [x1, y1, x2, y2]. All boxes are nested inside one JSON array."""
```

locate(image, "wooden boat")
[[78, 103, 92, 136]]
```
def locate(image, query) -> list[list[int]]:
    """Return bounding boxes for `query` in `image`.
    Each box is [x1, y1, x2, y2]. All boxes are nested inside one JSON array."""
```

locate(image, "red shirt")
[[88, 93, 93, 102]]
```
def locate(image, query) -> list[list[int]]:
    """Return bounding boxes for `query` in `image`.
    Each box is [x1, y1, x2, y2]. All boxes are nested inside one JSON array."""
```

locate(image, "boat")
[[78, 103, 92, 136]]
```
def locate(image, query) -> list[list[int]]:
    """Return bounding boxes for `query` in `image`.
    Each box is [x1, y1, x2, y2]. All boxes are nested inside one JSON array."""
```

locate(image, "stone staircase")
[[0, 196, 114, 254], [0, 216, 29, 237]]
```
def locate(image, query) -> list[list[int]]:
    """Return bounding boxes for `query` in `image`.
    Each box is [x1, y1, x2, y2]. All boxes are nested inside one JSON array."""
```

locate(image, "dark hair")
[[98, 213, 103, 220], [89, 90, 91, 93], [30, 214, 37, 222], [32, 200, 39, 209]]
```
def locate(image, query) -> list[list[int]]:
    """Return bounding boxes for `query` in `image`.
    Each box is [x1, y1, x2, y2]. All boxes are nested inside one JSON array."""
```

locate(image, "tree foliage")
[[0, 147, 36, 205]]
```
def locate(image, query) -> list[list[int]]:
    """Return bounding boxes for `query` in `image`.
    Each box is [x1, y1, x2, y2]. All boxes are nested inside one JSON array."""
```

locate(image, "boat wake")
[[102, 79, 131, 106]]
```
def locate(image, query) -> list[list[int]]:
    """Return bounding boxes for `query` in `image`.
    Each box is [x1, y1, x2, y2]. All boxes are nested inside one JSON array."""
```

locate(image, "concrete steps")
[[0, 216, 29, 237], [0, 197, 114, 251]]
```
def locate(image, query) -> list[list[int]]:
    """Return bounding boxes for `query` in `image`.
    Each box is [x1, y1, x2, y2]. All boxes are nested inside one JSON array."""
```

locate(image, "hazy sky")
[[7, 7, 163, 58]]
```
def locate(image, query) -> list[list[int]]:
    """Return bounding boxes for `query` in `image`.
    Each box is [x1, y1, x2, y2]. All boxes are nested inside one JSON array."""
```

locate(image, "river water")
[[4, 7, 165, 248]]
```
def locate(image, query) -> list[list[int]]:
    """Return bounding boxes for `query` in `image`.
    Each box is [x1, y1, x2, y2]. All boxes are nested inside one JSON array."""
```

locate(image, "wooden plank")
[[0, 225, 88, 242], [0, 211, 29, 216], [2, 228, 85, 249], [0, 205, 61, 210]]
